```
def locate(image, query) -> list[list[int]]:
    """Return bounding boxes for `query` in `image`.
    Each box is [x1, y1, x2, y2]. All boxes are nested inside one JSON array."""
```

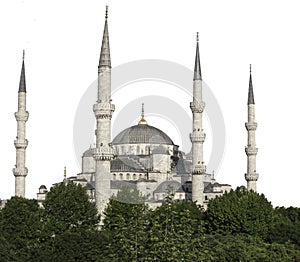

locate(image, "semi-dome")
[[83, 147, 93, 157], [153, 180, 183, 193], [112, 124, 174, 145]]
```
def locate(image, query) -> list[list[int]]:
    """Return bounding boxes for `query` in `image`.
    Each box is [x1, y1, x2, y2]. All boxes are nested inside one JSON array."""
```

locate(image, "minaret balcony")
[[245, 122, 257, 131], [15, 111, 29, 121], [245, 147, 258, 156], [13, 167, 28, 177], [190, 101, 205, 113], [14, 139, 28, 149], [190, 131, 206, 143], [91, 146, 114, 161], [193, 163, 206, 175], [93, 103, 115, 119], [245, 172, 259, 181]]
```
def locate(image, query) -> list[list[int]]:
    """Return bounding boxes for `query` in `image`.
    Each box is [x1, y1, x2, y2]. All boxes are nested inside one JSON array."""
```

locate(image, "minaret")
[[190, 33, 206, 204], [13, 51, 29, 197], [245, 65, 259, 191], [92, 6, 115, 214]]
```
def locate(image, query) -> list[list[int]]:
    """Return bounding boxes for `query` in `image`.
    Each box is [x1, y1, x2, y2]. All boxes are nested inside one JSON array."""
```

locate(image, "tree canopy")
[[42, 181, 99, 234], [0, 197, 42, 261], [0, 187, 299, 261], [205, 188, 274, 239]]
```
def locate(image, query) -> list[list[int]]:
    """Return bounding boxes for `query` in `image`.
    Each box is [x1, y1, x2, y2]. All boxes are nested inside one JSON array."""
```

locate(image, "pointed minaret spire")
[[194, 32, 202, 81], [138, 103, 148, 125], [248, 64, 255, 104], [99, 5, 111, 69], [13, 51, 29, 197], [245, 65, 259, 191], [19, 50, 26, 93]]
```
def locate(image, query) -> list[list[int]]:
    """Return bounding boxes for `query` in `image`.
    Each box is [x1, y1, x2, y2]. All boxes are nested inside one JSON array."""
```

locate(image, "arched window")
[[126, 173, 130, 180], [119, 173, 123, 180], [133, 174, 137, 180], [113, 174, 116, 180], [145, 146, 150, 154]]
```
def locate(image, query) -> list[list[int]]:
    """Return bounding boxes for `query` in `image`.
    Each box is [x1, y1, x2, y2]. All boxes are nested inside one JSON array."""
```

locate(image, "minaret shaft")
[[190, 35, 206, 204], [245, 68, 259, 191], [92, 7, 114, 215], [13, 56, 29, 197]]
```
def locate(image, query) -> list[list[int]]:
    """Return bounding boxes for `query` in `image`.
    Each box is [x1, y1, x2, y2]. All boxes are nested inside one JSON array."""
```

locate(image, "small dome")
[[83, 148, 93, 157], [112, 124, 174, 145], [39, 185, 47, 190]]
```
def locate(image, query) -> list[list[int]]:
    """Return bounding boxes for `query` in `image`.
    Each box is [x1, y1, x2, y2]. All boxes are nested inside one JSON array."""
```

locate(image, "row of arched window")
[[112, 173, 145, 181], [113, 145, 150, 155]]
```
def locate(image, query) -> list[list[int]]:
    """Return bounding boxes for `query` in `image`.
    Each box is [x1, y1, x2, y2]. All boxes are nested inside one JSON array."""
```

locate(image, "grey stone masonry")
[[13, 54, 29, 197]]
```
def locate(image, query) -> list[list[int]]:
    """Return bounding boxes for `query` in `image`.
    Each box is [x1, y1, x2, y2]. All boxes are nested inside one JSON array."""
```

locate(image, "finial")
[[105, 5, 108, 19], [64, 166, 67, 181], [22, 50, 25, 61], [196, 32, 199, 43], [142, 103, 144, 118], [250, 64, 252, 74], [138, 103, 148, 125]]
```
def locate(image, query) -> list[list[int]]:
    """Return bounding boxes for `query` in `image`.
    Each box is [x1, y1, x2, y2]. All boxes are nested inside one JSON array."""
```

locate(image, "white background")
[[0, 0, 299, 207]]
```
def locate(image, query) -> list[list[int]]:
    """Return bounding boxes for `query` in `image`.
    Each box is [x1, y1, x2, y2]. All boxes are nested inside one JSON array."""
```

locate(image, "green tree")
[[43, 181, 99, 235], [268, 206, 300, 247], [37, 182, 103, 261], [103, 187, 149, 261], [146, 198, 206, 261], [38, 229, 110, 262], [0, 197, 42, 261], [205, 188, 274, 239], [203, 234, 300, 261]]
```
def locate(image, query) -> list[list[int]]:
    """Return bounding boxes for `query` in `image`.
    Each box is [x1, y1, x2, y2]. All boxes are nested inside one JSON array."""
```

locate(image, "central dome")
[[112, 124, 174, 145]]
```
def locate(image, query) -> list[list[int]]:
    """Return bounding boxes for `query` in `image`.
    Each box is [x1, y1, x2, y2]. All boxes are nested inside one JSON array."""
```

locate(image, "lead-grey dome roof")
[[154, 180, 184, 193], [112, 124, 174, 145]]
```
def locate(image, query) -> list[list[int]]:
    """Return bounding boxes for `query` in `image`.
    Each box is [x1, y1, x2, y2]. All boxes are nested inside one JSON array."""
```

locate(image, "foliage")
[[205, 188, 274, 239], [145, 199, 206, 261], [103, 187, 149, 261], [36, 229, 110, 262], [0, 234, 17, 262], [42, 181, 100, 235], [203, 234, 300, 262], [268, 206, 300, 247], [1, 187, 299, 261], [38, 182, 103, 261], [0, 197, 42, 261]]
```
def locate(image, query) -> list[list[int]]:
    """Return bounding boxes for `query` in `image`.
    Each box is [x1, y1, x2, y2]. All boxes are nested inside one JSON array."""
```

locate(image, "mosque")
[[13, 7, 259, 213]]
